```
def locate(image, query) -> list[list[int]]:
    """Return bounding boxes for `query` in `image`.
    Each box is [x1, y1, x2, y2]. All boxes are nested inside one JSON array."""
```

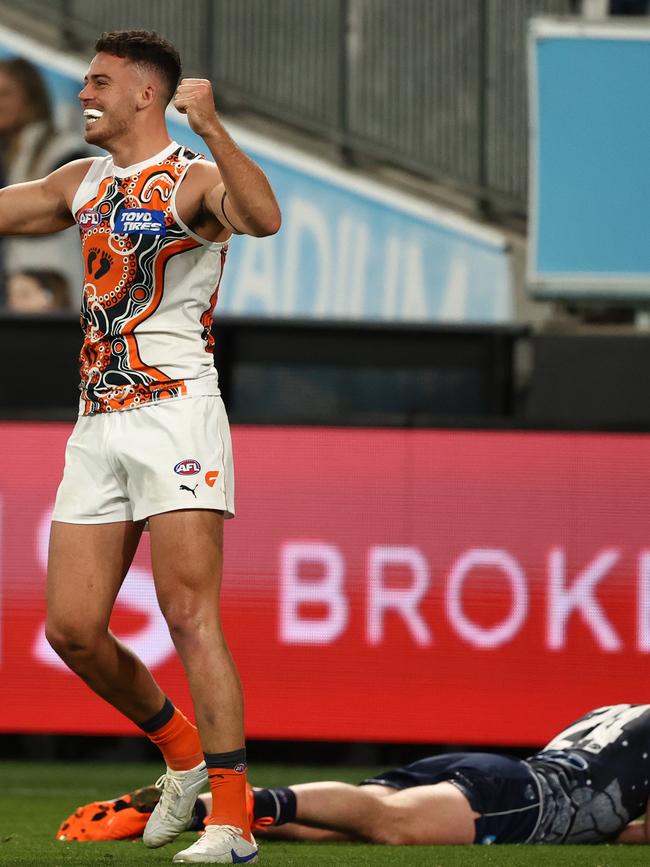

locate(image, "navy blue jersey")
[[528, 703, 650, 843]]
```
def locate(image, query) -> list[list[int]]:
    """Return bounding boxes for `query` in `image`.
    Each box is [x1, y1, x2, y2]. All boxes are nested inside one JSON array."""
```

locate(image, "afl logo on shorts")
[[174, 459, 201, 476]]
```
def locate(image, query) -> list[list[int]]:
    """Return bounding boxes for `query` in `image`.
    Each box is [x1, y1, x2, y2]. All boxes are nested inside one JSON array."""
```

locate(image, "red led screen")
[[1, 422, 648, 745]]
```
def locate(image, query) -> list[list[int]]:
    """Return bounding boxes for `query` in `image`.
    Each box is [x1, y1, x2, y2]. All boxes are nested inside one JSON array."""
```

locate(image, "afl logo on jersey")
[[79, 209, 102, 228], [174, 459, 201, 476], [115, 208, 166, 235]]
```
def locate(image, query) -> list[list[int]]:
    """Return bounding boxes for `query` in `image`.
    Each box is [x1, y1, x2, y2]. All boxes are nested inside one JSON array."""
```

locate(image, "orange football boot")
[[56, 785, 160, 841]]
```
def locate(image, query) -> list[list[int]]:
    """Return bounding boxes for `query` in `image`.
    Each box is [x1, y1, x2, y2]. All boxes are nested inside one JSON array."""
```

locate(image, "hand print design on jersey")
[[75, 146, 227, 414]]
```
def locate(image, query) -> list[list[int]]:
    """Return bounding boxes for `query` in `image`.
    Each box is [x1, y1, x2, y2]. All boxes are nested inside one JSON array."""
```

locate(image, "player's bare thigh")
[[358, 784, 396, 798], [46, 520, 145, 634], [286, 779, 478, 845], [148, 509, 224, 612], [376, 781, 479, 845]]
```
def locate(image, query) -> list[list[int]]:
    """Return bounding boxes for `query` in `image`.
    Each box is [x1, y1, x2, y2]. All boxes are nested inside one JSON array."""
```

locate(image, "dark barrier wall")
[[0, 313, 524, 426], [4, 313, 650, 430], [525, 335, 650, 429]]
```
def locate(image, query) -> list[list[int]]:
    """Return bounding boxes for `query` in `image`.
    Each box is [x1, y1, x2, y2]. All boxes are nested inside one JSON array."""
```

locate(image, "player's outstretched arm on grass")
[[174, 78, 281, 238], [0, 159, 92, 236]]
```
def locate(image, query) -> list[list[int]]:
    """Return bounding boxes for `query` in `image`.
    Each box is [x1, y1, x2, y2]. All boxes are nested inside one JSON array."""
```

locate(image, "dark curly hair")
[[94, 30, 181, 104]]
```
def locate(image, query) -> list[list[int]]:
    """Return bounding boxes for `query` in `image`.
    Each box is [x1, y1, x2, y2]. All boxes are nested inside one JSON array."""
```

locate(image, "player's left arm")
[[174, 78, 281, 238]]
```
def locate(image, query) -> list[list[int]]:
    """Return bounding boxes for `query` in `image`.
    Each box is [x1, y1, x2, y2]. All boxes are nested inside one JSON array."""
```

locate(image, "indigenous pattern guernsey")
[[72, 141, 227, 415]]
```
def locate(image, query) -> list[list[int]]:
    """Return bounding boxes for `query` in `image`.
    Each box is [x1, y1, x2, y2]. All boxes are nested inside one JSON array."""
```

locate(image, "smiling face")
[[79, 52, 159, 148]]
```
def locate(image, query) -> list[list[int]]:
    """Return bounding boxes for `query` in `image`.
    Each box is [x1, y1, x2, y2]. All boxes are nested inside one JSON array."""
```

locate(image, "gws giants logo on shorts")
[[174, 459, 201, 476], [114, 208, 166, 235], [78, 209, 102, 228], [205, 470, 220, 487]]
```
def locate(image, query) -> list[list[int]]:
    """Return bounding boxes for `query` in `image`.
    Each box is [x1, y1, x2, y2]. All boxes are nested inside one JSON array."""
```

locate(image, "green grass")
[[0, 761, 648, 865]]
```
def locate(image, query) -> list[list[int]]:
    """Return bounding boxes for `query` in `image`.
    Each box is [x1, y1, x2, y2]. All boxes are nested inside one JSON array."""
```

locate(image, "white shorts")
[[52, 395, 235, 524]]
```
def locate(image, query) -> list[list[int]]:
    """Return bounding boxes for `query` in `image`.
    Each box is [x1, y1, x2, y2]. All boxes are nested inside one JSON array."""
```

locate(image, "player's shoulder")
[[181, 155, 222, 188], [48, 157, 96, 190]]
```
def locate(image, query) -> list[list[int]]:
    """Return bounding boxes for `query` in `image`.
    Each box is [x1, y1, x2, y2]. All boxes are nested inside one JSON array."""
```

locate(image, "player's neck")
[[108, 125, 172, 170]]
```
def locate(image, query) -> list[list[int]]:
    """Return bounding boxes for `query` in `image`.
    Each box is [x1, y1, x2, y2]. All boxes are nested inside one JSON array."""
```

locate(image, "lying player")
[[58, 704, 650, 849]]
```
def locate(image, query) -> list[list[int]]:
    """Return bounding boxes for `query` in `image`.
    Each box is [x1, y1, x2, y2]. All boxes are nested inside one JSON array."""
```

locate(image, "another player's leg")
[[248, 780, 477, 845], [147, 509, 257, 863], [247, 783, 390, 842], [253, 823, 355, 842]]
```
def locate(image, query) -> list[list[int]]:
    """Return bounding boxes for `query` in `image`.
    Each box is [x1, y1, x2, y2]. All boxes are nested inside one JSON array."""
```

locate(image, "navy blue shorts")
[[360, 752, 541, 844]]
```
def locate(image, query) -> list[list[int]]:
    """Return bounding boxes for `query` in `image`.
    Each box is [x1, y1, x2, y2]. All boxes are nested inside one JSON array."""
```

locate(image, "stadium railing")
[[1, 0, 576, 215]]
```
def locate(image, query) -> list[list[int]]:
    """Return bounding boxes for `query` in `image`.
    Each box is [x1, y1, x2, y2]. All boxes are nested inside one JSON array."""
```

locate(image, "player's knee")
[[45, 619, 105, 659], [376, 826, 416, 846], [162, 602, 220, 647], [366, 823, 405, 846]]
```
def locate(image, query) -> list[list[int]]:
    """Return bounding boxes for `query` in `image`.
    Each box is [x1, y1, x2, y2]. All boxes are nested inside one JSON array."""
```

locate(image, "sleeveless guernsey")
[[71, 141, 227, 415]]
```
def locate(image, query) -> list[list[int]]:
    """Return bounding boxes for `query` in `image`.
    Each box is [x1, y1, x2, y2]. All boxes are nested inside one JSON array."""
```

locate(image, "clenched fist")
[[174, 78, 220, 139]]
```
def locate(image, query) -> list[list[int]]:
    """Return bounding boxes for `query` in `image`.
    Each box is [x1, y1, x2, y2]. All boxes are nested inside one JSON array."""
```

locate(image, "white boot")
[[173, 825, 258, 863], [143, 761, 208, 848]]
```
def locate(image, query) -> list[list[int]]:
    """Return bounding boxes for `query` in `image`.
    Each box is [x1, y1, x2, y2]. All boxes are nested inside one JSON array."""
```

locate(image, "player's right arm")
[[0, 158, 93, 236]]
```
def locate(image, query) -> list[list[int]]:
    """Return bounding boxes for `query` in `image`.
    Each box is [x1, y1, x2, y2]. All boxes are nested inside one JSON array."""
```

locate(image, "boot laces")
[[154, 773, 184, 817]]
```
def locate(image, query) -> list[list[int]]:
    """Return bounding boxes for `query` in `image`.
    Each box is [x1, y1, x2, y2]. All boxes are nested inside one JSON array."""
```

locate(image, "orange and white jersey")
[[71, 141, 227, 415]]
